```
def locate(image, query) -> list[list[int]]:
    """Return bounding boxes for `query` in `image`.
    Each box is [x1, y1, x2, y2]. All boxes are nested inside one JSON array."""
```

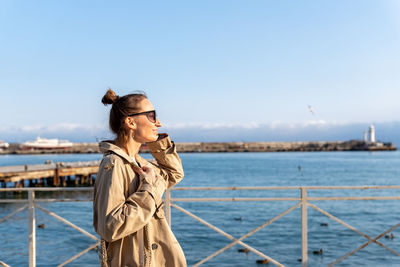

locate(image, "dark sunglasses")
[[127, 110, 157, 123]]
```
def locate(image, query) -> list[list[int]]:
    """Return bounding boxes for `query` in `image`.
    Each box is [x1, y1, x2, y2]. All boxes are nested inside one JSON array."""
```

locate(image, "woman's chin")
[[151, 134, 159, 142], [144, 134, 158, 143]]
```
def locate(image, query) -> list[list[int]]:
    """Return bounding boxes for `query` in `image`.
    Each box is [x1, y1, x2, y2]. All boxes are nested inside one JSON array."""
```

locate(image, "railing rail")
[[0, 185, 399, 266], [0, 187, 95, 267], [167, 185, 400, 266]]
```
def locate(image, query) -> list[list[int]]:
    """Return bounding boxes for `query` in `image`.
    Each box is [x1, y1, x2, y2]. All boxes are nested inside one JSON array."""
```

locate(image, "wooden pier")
[[0, 161, 100, 188]]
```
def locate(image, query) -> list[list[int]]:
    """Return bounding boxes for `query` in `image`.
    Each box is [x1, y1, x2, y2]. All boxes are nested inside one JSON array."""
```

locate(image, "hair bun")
[[102, 89, 119, 105]]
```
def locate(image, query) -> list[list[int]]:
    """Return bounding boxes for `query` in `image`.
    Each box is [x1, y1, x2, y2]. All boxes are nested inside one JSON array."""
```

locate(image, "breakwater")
[[173, 140, 396, 152], [1, 143, 99, 155], [0, 140, 396, 155]]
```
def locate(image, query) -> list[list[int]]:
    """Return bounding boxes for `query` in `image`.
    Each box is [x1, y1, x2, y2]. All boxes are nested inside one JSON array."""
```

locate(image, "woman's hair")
[[102, 88, 147, 144]]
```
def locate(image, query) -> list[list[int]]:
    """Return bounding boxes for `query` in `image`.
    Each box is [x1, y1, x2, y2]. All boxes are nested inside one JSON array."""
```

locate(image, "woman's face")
[[131, 98, 162, 143]]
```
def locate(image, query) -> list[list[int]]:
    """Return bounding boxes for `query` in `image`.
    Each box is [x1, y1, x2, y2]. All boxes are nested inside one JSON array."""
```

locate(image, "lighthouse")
[[369, 124, 375, 143]]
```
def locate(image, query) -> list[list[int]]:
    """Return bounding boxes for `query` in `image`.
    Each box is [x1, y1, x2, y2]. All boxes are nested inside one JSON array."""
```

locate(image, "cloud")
[[1, 123, 105, 133], [302, 120, 327, 126], [163, 121, 400, 145], [165, 120, 357, 130], [0, 123, 110, 143], [165, 122, 262, 129]]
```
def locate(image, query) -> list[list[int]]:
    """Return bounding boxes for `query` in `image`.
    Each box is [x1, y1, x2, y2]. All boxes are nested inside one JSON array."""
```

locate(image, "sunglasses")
[[127, 110, 157, 123]]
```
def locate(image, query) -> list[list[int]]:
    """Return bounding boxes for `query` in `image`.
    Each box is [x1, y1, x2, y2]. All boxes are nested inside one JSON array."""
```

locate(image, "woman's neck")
[[116, 137, 141, 158]]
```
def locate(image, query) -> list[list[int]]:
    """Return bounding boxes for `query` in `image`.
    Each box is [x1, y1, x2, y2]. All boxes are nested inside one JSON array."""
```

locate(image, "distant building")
[[363, 131, 367, 142], [369, 124, 375, 143]]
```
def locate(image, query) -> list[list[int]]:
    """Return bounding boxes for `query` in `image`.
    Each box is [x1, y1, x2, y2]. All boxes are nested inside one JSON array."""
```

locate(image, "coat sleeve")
[[146, 134, 184, 189], [93, 156, 161, 242]]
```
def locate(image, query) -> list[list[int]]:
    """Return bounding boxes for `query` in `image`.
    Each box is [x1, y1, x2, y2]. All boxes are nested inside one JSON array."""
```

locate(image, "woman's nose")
[[155, 118, 162, 127]]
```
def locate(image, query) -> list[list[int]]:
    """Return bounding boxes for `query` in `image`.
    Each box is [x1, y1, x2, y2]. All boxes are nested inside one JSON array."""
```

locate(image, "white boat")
[[0, 141, 9, 149], [21, 137, 73, 150]]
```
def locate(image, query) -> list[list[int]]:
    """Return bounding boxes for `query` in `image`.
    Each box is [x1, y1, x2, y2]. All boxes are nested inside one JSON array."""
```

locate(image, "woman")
[[93, 89, 186, 267]]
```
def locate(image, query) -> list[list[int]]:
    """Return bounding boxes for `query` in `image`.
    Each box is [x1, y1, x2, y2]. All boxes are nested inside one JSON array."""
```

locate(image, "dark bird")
[[298, 165, 302, 172], [256, 259, 269, 264], [238, 248, 249, 253], [38, 224, 45, 229], [234, 217, 243, 221], [385, 233, 394, 239], [320, 223, 328, 227], [313, 249, 323, 255]]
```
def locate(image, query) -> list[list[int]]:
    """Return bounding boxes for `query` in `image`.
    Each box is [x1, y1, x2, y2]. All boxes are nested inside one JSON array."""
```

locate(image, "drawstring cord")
[[99, 239, 108, 267], [144, 224, 152, 267]]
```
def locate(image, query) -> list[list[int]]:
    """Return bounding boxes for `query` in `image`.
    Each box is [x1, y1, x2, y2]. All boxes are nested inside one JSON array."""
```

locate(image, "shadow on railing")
[[1, 186, 400, 267]]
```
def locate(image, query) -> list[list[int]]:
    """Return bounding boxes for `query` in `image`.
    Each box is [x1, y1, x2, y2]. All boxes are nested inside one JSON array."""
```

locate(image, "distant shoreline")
[[0, 140, 396, 155]]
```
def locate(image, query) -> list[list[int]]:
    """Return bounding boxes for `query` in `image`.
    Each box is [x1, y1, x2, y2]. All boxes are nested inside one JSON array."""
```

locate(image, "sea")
[[0, 151, 400, 267]]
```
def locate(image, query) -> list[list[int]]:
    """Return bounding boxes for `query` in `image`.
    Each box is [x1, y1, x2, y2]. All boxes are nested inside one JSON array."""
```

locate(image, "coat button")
[[151, 243, 158, 250]]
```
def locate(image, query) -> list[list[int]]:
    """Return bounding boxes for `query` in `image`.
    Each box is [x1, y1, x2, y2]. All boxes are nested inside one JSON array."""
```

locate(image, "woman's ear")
[[124, 117, 136, 130]]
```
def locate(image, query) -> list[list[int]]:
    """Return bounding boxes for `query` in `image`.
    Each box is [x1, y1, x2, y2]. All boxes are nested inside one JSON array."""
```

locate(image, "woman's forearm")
[[147, 134, 184, 188]]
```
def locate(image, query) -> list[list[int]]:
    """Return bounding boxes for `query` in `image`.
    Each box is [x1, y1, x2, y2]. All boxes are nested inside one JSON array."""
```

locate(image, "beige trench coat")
[[93, 134, 186, 267]]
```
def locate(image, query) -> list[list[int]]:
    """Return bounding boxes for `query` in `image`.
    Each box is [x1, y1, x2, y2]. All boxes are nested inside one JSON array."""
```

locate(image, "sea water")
[[0, 151, 399, 266]]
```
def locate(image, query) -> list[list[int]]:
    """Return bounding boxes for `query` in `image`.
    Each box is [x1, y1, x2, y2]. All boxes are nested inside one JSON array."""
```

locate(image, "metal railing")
[[166, 185, 400, 267], [1, 186, 400, 267], [0, 187, 96, 267]]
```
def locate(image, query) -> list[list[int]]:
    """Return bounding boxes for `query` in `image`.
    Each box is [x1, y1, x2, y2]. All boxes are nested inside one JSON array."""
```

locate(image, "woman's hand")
[[138, 166, 157, 183], [138, 166, 166, 205], [156, 133, 168, 141]]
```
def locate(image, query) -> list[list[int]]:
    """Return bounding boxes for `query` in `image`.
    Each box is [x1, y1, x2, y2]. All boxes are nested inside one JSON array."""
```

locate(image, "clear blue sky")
[[0, 0, 399, 141]]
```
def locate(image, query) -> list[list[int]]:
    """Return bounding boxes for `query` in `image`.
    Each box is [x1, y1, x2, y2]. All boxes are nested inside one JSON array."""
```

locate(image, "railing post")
[[28, 190, 36, 267], [301, 187, 308, 267], [165, 188, 171, 226]]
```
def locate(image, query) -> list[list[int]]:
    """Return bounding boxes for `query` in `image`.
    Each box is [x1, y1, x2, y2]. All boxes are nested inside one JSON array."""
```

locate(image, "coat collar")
[[99, 141, 150, 171], [135, 154, 150, 168], [99, 140, 138, 165]]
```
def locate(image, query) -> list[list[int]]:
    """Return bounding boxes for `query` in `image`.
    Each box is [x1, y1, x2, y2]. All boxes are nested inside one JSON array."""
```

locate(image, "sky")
[[0, 0, 399, 144]]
